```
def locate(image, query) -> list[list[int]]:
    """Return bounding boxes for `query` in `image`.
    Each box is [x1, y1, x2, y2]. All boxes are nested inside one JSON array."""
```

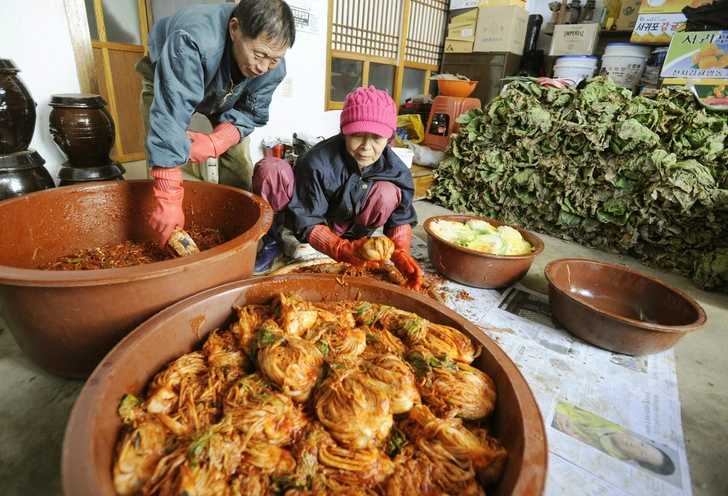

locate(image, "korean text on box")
[[630, 13, 685, 44], [661, 31, 728, 79]]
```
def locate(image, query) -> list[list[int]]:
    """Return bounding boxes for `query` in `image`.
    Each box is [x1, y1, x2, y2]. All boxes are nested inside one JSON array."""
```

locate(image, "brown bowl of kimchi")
[[0, 180, 271, 378], [62, 274, 547, 496]]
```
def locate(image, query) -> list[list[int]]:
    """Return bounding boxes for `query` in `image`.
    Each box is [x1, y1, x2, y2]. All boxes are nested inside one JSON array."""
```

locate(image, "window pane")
[[84, 0, 99, 41], [369, 63, 395, 96], [401, 67, 427, 104], [101, 0, 142, 45], [331, 59, 363, 102]]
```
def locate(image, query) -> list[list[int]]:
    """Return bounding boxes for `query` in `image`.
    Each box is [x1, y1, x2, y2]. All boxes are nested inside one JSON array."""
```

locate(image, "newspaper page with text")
[[409, 236, 692, 496]]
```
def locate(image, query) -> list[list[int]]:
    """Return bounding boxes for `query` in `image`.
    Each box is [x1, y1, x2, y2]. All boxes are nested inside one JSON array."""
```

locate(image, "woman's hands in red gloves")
[[308, 225, 380, 268], [308, 223, 423, 291], [334, 237, 381, 267], [149, 166, 184, 248], [386, 224, 423, 291], [187, 121, 240, 164]]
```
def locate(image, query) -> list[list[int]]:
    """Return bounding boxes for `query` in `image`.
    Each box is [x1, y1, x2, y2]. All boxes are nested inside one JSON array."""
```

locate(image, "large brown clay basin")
[[545, 258, 707, 355], [0, 180, 271, 378], [63, 275, 548, 496]]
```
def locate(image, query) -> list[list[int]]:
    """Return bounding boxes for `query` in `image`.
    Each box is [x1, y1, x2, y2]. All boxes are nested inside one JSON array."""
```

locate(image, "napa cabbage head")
[[496, 226, 533, 255], [431, 218, 533, 256], [468, 233, 507, 254], [429, 220, 475, 246], [465, 219, 498, 234]]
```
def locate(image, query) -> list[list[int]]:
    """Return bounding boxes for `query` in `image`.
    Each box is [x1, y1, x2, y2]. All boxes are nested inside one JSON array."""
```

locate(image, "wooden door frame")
[[63, 0, 149, 162], [63, 0, 100, 94], [64, 0, 151, 93]]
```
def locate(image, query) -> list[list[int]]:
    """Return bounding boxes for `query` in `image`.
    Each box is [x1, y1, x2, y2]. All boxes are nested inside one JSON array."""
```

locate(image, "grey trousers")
[[135, 55, 254, 191]]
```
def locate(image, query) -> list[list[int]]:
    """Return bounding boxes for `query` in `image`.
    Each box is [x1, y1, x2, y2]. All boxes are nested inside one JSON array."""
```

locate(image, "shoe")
[[254, 238, 283, 274]]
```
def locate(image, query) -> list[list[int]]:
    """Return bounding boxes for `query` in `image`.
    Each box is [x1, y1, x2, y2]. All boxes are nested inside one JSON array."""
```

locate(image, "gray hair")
[[234, 0, 296, 48]]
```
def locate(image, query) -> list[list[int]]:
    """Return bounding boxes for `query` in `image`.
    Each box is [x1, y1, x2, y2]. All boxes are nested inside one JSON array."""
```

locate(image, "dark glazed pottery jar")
[[0, 149, 55, 201], [58, 162, 126, 186], [0, 59, 37, 154], [49, 94, 116, 167]]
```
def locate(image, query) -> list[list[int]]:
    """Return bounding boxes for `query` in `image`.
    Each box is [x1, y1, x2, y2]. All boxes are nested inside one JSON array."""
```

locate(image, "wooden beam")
[[63, 0, 99, 94], [394, 0, 412, 105], [325, 0, 335, 109], [138, 0, 149, 52]]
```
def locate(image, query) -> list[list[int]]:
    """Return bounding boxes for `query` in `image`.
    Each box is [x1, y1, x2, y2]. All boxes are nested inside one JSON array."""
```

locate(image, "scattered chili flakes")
[[39, 225, 229, 271], [455, 290, 474, 301]]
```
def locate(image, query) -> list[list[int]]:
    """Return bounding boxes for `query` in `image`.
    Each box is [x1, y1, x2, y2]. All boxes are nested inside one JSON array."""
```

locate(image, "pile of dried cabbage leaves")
[[428, 76, 728, 292], [112, 293, 506, 496]]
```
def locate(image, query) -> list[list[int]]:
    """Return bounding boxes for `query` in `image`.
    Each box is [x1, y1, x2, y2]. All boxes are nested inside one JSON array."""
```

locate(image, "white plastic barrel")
[[553, 56, 599, 86], [598, 43, 653, 91]]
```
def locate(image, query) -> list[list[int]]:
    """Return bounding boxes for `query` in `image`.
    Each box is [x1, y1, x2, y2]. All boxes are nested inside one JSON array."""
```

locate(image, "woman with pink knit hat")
[[252, 85, 422, 291]]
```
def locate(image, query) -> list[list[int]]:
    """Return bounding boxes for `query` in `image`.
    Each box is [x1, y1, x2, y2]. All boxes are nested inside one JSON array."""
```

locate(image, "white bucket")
[[392, 147, 414, 168], [553, 56, 599, 86], [599, 43, 652, 90]]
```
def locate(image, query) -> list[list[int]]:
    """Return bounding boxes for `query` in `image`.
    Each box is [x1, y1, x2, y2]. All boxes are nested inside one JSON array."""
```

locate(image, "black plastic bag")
[[683, 0, 728, 31]]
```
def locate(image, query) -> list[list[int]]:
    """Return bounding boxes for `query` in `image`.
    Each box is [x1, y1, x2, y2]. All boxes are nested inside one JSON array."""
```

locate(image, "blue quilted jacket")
[[146, 3, 286, 167]]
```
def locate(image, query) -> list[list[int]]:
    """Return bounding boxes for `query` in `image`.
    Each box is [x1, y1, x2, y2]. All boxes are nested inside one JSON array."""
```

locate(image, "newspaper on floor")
[[407, 235, 692, 496]]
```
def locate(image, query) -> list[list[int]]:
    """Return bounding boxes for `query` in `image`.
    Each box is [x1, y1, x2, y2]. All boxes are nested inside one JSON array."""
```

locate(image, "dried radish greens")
[[428, 76, 728, 292]]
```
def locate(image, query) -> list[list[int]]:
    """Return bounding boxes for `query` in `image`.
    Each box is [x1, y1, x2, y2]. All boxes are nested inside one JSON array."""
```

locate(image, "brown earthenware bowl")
[[545, 258, 707, 355], [424, 215, 545, 288], [63, 275, 548, 496], [0, 180, 271, 378]]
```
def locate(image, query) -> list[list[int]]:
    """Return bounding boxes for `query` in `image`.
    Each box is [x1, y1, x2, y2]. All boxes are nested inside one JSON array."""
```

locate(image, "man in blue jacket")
[[136, 0, 295, 248]]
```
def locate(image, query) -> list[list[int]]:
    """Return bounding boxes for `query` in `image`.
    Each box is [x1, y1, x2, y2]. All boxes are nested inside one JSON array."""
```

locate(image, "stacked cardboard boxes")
[[450, 0, 526, 9], [446, 3, 529, 55], [445, 9, 478, 53]]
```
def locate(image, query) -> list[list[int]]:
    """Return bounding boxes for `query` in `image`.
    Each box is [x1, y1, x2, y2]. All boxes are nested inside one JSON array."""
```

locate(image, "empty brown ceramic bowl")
[[424, 215, 545, 288], [544, 258, 707, 355], [0, 180, 271, 378], [62, 274, 547, 496]]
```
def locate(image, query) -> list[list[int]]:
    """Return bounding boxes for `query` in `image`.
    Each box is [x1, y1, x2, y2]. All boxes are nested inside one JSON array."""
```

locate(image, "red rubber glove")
[[386, 224, 423, 291], [308, 224, 381, 268], [149, 166, 185, 249], [186, 121, 240, 164]]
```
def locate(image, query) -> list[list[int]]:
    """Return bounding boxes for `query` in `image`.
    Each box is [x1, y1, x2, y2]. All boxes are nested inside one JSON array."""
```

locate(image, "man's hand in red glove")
[[386, 224, 423, 291], [149, 166, 185, 249], [308, 225, 381, 268], [186, 121, 240, 164]]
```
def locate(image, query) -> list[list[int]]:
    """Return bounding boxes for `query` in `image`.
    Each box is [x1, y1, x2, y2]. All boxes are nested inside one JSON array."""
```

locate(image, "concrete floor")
[[0, 171, 726, 495]]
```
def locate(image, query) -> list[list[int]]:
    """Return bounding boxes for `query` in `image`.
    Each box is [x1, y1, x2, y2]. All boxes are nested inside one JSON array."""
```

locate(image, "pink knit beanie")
[[340, 86, 397, 138]]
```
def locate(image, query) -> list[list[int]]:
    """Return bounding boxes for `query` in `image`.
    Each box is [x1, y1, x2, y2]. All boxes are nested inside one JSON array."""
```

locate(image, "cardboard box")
[[661, 31, 728, 79], [473, 6, 530, 55], [450, 8, 478, 26], [445, 38, 475, 53], [448, 25, 477, 39], [638, 0, 714, 14], [478, 0, 527, 8], [630, 13, 685, 43], [662, 77, 728, 107], [450, 0, 478, 10], [549, 24, 601, 56], [615, 0, 642, 31]]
